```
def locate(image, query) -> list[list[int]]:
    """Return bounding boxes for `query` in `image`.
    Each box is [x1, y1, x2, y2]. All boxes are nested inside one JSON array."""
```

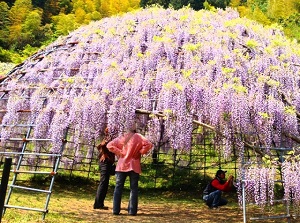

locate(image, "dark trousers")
[[94, 161, 112, 208], [203, 190, 228, 208]]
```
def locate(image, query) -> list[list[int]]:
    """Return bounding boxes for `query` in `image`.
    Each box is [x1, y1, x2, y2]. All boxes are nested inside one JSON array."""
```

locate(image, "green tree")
[[98, 0, 109, 17], [59, 0, 73, 14], [74, 7, 88, 24], [110, 0, 130, 14], [43, 0, 61, 24], [8, 0, 51, 50], [73, 0, 93, 13], [140, 0, 148, 8], [169, 0, 190, 10], [207, 0, 230, 9], [189, 0, 205, 10], [232, 0, 300, 42], [53, 13, 79, 36], [267, 0, 298, 19], [140, 0, 171, 8], [22, 10, 44, 46], [93, 0, 102, 11], [141, 0, 206, 10], [230, 0, 242, 7], [128, 0, 140, 10], [251, 6, 271, 25], [247, 0, 268, 12], [8, 0, 33, 48], [72, 0, 99, 24], [0, 2, 10, 48], [282, 12, 300, 41], [32, 0, 47, 9], [4, 0, 15, 7]]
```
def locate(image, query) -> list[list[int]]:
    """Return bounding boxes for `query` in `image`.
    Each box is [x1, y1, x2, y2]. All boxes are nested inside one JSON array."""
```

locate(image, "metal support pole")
[[242, 179, 246, 223], [241, 149, 247, 223], [0, 157, 12, 223]]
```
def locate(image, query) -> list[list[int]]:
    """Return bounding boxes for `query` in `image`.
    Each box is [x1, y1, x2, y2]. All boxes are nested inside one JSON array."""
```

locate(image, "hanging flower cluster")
[[282, 159, 300, 207], [237, 166, 276, 208], [0, 6, 299, 157]]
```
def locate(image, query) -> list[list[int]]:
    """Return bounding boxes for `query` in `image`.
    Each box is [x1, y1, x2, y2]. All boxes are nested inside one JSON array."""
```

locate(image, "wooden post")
[[0, 157, 12, 223]]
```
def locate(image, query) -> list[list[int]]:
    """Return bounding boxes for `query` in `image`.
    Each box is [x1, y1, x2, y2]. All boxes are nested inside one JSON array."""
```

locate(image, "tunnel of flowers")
[[0, 6, 300, 218]]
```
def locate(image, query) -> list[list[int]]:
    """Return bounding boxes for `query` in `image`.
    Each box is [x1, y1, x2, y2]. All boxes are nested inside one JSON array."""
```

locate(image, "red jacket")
[[211, 178, 232, 192], [203, 176, 232, 195]]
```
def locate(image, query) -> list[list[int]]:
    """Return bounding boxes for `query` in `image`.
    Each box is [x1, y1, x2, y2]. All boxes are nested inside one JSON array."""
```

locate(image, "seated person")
[[202, 169, 234, 209]]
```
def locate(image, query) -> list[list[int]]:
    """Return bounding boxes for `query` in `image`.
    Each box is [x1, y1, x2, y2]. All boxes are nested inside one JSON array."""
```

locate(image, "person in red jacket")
[[202, 169, 234, 209]]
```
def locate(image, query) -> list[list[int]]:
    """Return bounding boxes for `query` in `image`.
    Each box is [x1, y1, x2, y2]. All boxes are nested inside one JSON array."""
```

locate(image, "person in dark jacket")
[[93, 127, 115, 209], [203, 169, 234, 209]]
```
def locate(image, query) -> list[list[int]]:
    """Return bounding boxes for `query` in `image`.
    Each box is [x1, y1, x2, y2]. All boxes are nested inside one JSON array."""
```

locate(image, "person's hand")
[[228, 175, 234, 188]]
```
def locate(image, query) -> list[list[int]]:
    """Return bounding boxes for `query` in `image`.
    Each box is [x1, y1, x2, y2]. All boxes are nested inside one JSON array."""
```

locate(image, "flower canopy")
[[0, 6, 300, 157]]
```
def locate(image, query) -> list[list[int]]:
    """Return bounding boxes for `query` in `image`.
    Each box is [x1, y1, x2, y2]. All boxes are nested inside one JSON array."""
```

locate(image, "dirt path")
[[59, 199, 245, 223]]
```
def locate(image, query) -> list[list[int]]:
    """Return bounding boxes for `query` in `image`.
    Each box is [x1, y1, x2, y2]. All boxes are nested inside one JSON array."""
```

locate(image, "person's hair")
[[216, 170, 226, 177]]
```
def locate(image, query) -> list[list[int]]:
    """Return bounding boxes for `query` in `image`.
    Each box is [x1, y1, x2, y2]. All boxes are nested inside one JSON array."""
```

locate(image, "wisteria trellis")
[[1, 7, 300, 208]]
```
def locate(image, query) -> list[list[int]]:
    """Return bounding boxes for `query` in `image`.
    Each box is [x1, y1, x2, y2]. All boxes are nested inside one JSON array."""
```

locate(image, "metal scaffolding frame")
[[0, 129, 68, 220], [0, 75, 71, 220]]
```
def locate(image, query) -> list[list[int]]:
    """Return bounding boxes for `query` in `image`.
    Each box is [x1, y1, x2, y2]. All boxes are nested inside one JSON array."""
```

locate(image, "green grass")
[[0, 176, 204, 223], [0, 174, 295, 223]]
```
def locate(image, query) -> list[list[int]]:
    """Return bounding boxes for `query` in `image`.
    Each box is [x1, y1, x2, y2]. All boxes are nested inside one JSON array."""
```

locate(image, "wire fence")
[[0, 117, 237, 190]]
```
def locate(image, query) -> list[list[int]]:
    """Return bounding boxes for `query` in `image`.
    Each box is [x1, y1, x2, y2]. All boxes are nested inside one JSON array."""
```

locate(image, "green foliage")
[[0, 2, 10, 48], [251, 6, 271, 25], [267, 0, 298, 19], [0, 47, 25, 64], [232, 0, 300, 42], [279, 12, 300, 41], [22, 44, 40, 59], [230, 0, 242, 7], [203, 1, 216, 10], [204, 0, 231, 10], [22, 10, 44, 46], [43, 0, 61, 24], [32, 0, 47, 9], [262, 154, 279, 167], [0, 48, 12, 63], [207, 0, 230, 9], [7, 0, 50, 49], [169, 0, 190, 10], [141, 0, 206, 10], [248, 0, 268, 13], [0, 45, 36, 64], [59, 0, 73, 14], [53, 13, 79, 36]]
